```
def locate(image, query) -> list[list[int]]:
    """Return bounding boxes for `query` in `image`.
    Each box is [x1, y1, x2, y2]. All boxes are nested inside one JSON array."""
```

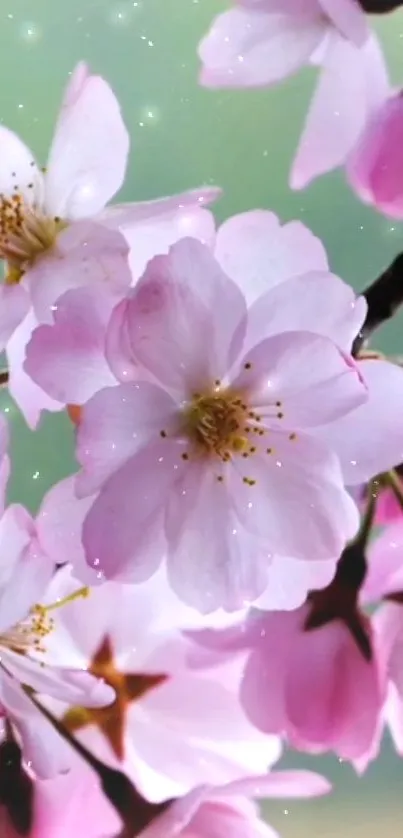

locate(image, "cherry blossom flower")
[[198, 1, 391, 191], [0, 61, 220, 426], [26, 210, 403, 609], [0, 417, 115, 777], [40, 564, 281, 802], [236, 604, 385, 766], [73, 234, 367, 611]]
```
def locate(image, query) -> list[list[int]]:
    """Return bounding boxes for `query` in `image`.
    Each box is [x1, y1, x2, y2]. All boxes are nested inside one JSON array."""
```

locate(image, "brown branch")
[[353, 253, 403, 356]]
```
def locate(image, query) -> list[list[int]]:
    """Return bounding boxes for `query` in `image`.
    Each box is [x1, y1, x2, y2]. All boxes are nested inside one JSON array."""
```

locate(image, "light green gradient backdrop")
[[1, 1, 402, 834]]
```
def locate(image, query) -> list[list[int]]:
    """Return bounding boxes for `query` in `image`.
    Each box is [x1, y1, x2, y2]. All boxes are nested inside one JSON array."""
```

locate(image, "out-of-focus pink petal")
[[6, 312, 63, 428], [25, 285, 119, 406], [291, 32, 389, 189], [243, 271, 366, 352], [2, 648, 115, 707], [0, 285, 30, 350], [24, 221, 131, 324], [0, 505, 52, 632], [0, 673, 73, 778], [240, 611, 297, 733], [314, 359, 403, 485], [221, 769, 331, 799], [253, 556, 336, 611], [30, 767, 122, 835], [139, 788, 208, 838], [347, 93, 403, 218], [36, 476, 100, 586], [319, 0, 368, 46], [111, 239, 246, 395], [166, 464, 271, 612], [234, 331, 366, 428], [76, 382, 178, 497], [138, 665, 280, 795], [59, 61, 91, 110], [199, 8, 324, 88], [102, 188, 220, 281], [228, 431, 359, 560], [214, 211, 328, 305], [82, 441, 187, 581], [363, 521, 403, 604], [286, 621, 383, 760], [45, 71, 129, 219]]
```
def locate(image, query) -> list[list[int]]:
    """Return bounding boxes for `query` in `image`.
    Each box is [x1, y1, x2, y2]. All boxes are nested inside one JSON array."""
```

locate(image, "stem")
[[358, 1, 403, 11], [0, 369, 9, 387], [353, 252, 403, 356]]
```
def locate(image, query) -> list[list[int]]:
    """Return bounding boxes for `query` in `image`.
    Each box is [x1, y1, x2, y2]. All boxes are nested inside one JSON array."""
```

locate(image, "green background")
[[1, 1, 402, 833]]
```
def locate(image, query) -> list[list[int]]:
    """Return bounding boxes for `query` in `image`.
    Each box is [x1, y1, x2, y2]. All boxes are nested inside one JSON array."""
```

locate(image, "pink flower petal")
[[243, 270, 366, 353], [221, 769, 331, 799], [24, 220, 131, 324], [82, 440, 187, 581], [102, 188, 220, 281], [139, 788, 208, 838], [2, 648, 115, 707], [0, 504, 51, 632], [214, 211, 328, 305], [286, 620, 383, 761], [228, 430, 359, 560], [253, 556, 336, 611], [319, 0, 368, 46], [6, 312, 63, 429], [234, 331, 366, 428], [45, 71, 129, 219], [0, 284, 30, 350], [108, 238, 246, 395], [166, 464, 271, 612], [240, 611, 297, 733], [199, 7, 324, 88], [0, 126, 45, 206], [59, 61, 90, 110], [314, 359, 403, 484], [36, 476, 99, 586], [347, 93, 403, 218], [291, 32, 389, 189], [364, 521, 403, 604], [76, 382, 178, 497], [0, 673, 73, 778], [25, 285, 119, 406]]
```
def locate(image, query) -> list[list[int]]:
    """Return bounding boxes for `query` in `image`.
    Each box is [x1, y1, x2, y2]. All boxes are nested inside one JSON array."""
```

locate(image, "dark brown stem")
[[353, 253, 403, 356], [0, 369, 9, 387], [358, 0, 403, 11]]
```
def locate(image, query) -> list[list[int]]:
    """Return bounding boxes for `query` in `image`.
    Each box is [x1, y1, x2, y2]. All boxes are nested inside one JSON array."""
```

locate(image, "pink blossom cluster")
[[2, 4, 403, 831]]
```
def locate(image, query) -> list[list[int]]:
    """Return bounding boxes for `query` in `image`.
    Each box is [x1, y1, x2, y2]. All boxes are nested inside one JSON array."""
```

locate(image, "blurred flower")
[[39, 565, 280, 801]]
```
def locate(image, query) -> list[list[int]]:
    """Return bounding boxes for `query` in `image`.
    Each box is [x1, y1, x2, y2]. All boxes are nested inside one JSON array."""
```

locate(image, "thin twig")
[[353, 252, 403, 356]]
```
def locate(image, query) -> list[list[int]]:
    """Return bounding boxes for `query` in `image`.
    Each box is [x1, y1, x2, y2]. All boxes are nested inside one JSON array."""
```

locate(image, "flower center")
[[0, 586, 89, 656], [0, 193, 66, 283], [183, 388, 253, 461]]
